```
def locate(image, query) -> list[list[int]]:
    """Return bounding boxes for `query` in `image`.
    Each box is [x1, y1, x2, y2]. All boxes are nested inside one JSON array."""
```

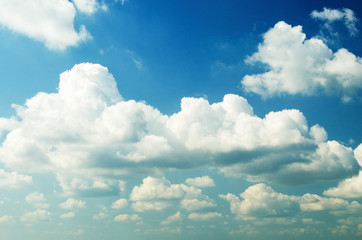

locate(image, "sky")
[[0, 0, 361, 239]]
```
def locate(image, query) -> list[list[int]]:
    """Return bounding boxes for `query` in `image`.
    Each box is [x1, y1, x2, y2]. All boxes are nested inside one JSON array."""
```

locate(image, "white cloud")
[[111, 198, 128, 209], [185, 176, 215, 188], [311, 7, 359, 36], [219, 183, 299, 219], [220, 183, 362, 220], [131, 201, 169, 212], [0, 63, 359, 193], [161, 211, 183, 225], [300, 193, 362, 215], [0, 117, 19, 138], [241, 21, 362, 102], [130, 177, 189, 201], [58, 198, 86, 210], [60, 212, 75, 219], [188, 212, 222, 221], [0, 0, 91, 50], [72, 0, 107, 14], [0, 170, 33, 189], [180, 198, 216, 211], [114, 214, 142, 223], [0, 215, 14, 224], [324, 171, 362, 199], [93, 212, 107, 220], [25, 192, 49, 209], [323, 144, 362, 198], [20, 209, 51, 223]]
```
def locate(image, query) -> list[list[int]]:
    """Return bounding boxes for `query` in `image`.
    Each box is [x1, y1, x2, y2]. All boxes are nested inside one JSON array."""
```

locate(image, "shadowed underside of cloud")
[[0, 63, 360, 194], [241, 21, 362, 102]]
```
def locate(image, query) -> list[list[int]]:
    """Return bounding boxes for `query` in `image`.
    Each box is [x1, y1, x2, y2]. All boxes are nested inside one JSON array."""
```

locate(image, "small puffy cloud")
[[188, 212, 222, 221], [25, 192, 49, 209], [0, 170, 33, 189], [241, 21, 362, 102], [72, 0, 107, 14], [58, 198, 86, 210], [219, 183, 299, 219], [60, 212, 75, 219], [130, 177, 190, 201], [180, 198, 216, 211], [114, 214, 142, 223], [323, 144, 362, 198], [0, 62, 359, 192], [185, 176, 215, 188], [20, 209, 51, 223], [161, 211, 183, 225], [0, 0, 91, 50], [111, 198, 128, 209], [0, 215, 14, 224], [311, 7, 358, 36]]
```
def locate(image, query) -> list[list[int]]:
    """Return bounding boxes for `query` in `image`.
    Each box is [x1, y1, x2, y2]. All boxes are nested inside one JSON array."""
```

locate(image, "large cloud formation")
[[0, 63, 360, 195], [241, 21, 362, 102], [0, 0, 107, 50]]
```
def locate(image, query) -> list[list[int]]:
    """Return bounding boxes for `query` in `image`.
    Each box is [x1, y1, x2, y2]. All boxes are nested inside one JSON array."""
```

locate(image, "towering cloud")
[[0, 63, 360, 196]]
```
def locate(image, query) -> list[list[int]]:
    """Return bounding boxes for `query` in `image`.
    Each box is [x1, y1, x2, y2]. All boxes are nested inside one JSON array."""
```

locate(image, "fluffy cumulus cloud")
[[323, 144, 362, 198], [25, 192, 49, 209], [241, 21, 362, 102], [220, 183, 362, 220], [219, 184, 299, 219], [129, 176, 208, 212], [311, 7, 359, 36], [0, 170, 32, 189], [161, 211, 183, 225], [0, 0, 92, 50], [58, 198, 86, 210], [185, 176, 215, 188], [111, 198, 128, 209], [20, 209, 52, 223], [114, 214, 142, 223], [0, 63, 360, 196]]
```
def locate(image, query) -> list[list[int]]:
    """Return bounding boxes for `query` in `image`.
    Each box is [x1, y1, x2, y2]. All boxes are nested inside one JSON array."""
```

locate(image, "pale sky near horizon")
[[0, 1, 362, 239]]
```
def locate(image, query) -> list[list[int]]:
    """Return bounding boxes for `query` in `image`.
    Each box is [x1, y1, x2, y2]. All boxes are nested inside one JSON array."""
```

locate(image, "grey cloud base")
[[0, 63, 360, 195]]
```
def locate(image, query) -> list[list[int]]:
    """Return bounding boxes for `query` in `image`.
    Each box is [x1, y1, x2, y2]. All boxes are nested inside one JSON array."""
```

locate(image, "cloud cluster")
[[311, 7, 359, 36], [0, 63, 359, 195], [129, 176, 213, 212], [241, 21, 362, 102], [220, 183, 362, 220]]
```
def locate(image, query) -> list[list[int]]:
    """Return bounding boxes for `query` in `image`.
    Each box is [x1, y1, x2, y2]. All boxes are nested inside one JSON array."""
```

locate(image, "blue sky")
[[0, 0, 362, 239]]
